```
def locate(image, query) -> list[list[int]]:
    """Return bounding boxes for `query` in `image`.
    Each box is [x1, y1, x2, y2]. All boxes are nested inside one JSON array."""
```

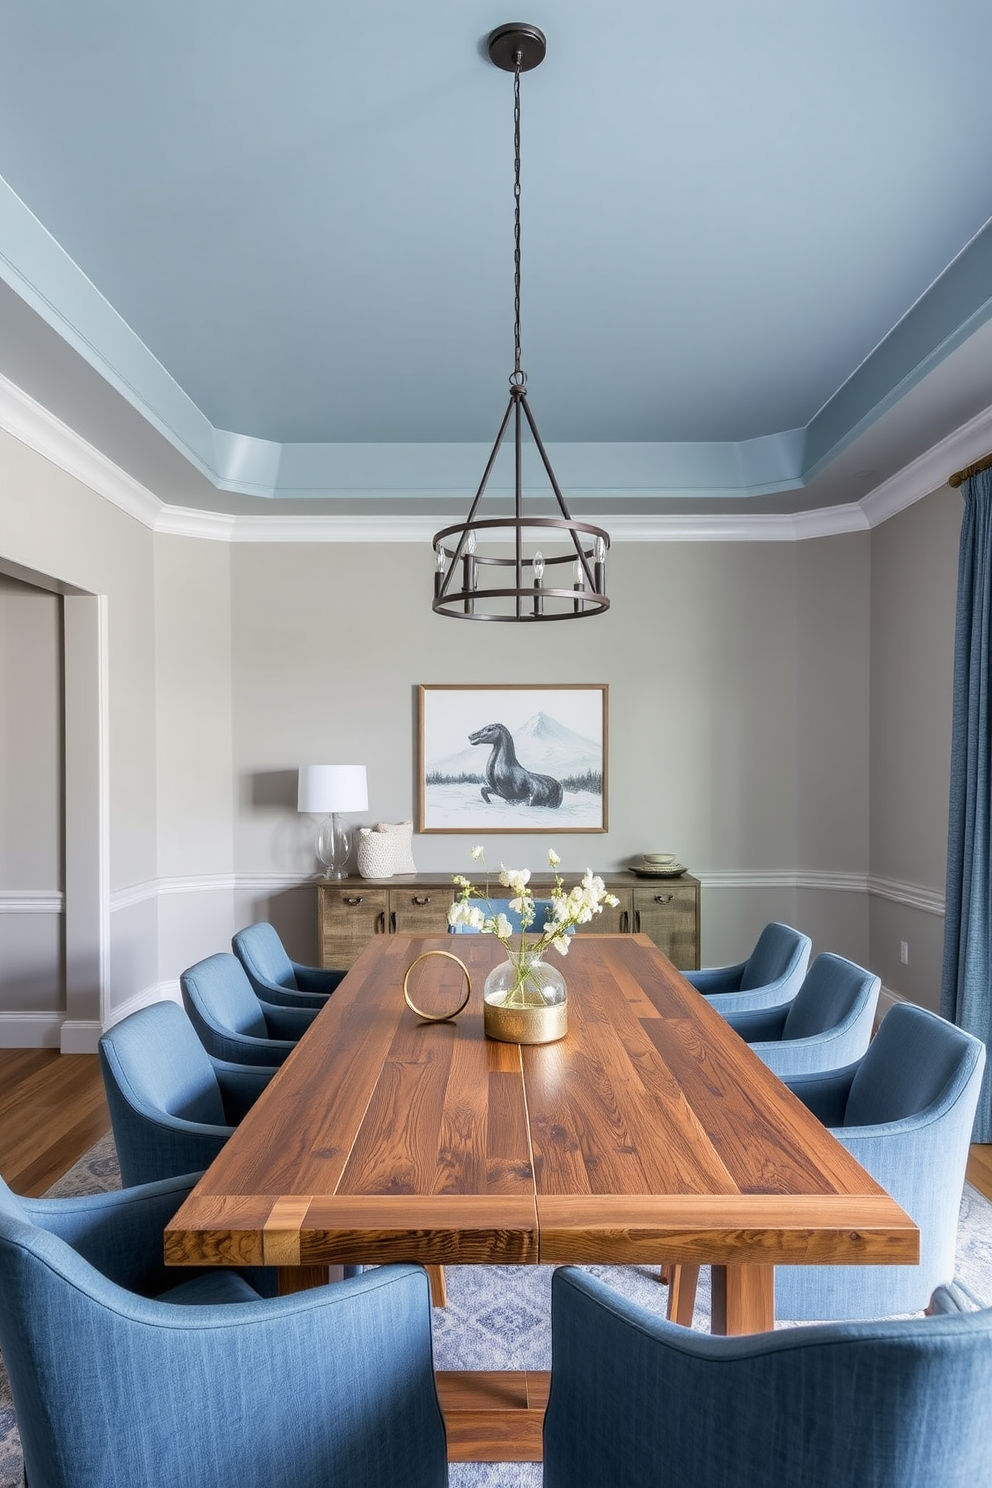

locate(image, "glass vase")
[[483, 947, 568, 1044]]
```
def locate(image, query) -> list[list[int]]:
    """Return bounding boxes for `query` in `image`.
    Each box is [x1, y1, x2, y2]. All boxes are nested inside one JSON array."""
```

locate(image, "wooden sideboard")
[[317, 872, 700, 971]]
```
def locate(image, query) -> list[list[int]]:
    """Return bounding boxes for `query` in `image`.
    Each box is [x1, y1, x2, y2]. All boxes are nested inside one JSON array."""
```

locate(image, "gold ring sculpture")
[[402, 950, 472, 1022]]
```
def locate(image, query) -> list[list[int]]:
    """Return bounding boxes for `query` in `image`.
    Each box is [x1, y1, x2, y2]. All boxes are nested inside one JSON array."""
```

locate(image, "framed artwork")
[[418, 684, 608, 833]]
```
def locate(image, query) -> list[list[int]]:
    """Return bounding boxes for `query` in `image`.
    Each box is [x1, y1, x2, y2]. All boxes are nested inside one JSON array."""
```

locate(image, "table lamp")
[[297, 764, 368, 879]]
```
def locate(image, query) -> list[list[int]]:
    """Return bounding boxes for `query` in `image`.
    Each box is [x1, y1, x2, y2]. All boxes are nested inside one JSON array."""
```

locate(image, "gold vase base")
[[483, 996, 568, 1045]]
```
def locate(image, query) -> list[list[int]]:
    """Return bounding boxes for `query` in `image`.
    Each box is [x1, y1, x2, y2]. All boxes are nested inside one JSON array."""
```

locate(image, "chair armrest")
[[214, 1063, 277, 1123], [682, 961, 746, 994], [25, 1173, 203, 1293], [724, 1003, 790, 1043], [261, 1001, 317, 1040], [292, 961, 345, 994], [929, 1281, 988, 1314], [783, 1062, 859, 1125]]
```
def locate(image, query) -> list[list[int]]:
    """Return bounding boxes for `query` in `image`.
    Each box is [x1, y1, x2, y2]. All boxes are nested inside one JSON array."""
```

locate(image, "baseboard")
[[59, 1019, 103, 1054], [0, 1011, 62, 1048]]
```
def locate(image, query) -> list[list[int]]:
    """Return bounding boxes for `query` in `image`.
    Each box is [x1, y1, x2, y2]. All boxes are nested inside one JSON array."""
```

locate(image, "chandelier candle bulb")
[[594, 536, 606, 594], [533, 549, 545, 615]]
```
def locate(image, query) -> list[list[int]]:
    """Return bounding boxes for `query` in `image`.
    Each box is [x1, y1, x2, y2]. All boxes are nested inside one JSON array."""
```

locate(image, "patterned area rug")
[[2, 1136, 992, 1488]]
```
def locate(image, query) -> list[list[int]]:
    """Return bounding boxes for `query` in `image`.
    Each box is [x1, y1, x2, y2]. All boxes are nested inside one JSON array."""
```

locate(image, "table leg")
[[710, 1265, 774, 1334], [436, 1371, 550, 1462], [666, 1264, 700, 1327], [277, 1265, 343, 1294]]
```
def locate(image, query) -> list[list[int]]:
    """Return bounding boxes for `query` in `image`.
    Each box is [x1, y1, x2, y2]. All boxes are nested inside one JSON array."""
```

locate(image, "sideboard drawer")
[[390, 887, 456, 935]]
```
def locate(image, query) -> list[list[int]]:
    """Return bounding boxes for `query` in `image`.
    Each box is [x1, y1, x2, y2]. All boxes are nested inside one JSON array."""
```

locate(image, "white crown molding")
[[0, 371, 162, 527], [1, 364, 985, 544], [861, 401, 992, 527], [0, 890, 63, 913]]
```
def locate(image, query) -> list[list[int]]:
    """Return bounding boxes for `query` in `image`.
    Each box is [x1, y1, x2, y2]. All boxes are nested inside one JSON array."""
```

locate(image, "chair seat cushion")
[[156, 1271, 264, 1306]]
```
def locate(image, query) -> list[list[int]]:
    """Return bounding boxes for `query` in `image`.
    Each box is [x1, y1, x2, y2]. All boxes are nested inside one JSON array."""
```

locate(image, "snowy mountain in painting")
[[428, 711, 601, 783]]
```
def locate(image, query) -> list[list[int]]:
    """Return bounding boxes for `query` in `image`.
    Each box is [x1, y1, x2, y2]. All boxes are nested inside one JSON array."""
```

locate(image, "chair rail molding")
[[0, 890, 64, 913]]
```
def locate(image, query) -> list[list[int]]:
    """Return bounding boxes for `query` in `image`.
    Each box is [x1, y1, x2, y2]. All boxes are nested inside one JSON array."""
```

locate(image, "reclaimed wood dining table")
[[165, 932, 918, 1462]]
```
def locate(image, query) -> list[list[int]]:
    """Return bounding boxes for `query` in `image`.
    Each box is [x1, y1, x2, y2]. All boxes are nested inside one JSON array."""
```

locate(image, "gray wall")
[[0, 406, 966, 1036], [228, 536, 869, 967], [0, 575, 64, 1030], [869, 486, 961, 1010]]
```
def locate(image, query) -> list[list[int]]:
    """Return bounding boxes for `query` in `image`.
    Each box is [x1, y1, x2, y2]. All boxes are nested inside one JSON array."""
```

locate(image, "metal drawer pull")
[[654, 894, 674, 905], [344, 896, 364, 906], [413, 896, 431, 905]]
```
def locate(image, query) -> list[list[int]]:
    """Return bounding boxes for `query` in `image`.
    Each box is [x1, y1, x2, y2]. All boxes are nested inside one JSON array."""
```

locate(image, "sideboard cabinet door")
[[632, 884, 699, 970], [319, 887, 388, 969]]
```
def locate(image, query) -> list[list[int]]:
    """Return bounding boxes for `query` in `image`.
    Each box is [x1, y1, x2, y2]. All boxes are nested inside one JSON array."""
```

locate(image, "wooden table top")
[[165, 933, 917, 1279]]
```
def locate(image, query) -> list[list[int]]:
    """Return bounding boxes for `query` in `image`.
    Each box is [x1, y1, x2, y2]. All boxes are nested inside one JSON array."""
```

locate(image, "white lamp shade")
[[297, 764, 368, 814]]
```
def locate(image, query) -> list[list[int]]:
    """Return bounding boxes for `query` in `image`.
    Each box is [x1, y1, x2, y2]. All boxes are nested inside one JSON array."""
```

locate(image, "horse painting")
[[468, 722, 564, 808]]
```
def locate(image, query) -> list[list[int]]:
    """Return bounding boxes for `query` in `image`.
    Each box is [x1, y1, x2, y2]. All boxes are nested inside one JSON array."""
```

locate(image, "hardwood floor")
[[0, 1049, 111, 1196], [1, 1045, 991, 1208]]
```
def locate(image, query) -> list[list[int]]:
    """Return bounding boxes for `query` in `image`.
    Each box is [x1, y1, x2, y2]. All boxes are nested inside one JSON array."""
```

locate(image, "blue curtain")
[[942, 465, 992, 1140]]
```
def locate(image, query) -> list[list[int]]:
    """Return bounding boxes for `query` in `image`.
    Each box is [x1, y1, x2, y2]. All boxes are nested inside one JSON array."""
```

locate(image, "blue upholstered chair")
[[543, 1266, 992, 1488], [181, 951, 317, 1065], [0, 1169, 448, 1488], [723, 951, 879, 1078], [232, 920, 345, 1009], [99, 1000, 276, 1187], [773, 1001, 985, 1320], [683, 921, 811, 1016]]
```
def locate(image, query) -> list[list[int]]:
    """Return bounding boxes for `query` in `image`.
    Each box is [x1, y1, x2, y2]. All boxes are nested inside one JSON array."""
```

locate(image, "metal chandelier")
[[431, 23, 610, 622]]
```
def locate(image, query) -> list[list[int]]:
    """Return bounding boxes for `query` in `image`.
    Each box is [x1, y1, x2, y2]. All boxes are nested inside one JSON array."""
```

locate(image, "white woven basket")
[[356, 829, 397, 879]]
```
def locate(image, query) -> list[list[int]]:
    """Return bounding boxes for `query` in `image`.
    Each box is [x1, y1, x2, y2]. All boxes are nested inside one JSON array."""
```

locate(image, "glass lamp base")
[[316, 814, 353, 879]]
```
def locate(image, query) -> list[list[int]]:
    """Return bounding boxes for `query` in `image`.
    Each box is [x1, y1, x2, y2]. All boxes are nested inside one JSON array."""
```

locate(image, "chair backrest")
[[781, 952, 879, 1041], [544, 1265, 992, 1488], [0, 1201, 448, 1488], [449, 898, 556, 934], [181, 952, 269, 1038], [775, 1002, 986, 1320], [99, 1000, 226, 1127], [232, 921, 297, 993], [739, 921, 811, 993], [844, 1001, 986, 1128]]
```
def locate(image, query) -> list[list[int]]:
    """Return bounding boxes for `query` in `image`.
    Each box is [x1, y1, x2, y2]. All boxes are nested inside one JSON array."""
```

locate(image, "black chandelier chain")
[[512, 55, 524, 385], [430, 22, 610, 621]]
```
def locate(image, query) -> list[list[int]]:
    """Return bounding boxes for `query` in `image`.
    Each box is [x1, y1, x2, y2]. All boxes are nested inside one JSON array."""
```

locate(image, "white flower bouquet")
[[447, 846, 619, 967]]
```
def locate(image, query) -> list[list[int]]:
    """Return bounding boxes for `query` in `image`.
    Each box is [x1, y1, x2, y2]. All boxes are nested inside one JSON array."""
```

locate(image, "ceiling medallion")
[[432, 24, 610, 622]]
